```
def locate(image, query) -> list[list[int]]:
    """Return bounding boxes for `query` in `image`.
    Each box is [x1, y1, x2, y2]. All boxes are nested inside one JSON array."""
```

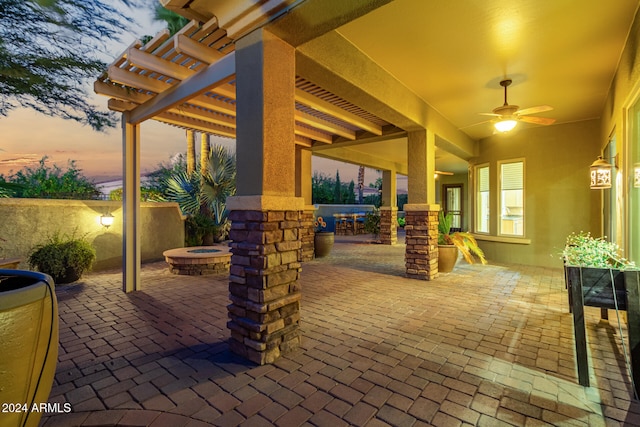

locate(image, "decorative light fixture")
[[100, 213, 114, 228], [634, 164, 640, 188], [494, 118, 518, 133], [589, 156, 613, 189]]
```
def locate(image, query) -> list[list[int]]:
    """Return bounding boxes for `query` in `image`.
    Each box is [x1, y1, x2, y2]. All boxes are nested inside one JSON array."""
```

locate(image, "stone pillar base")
[[227, 209, 302, 365], [404, 204, 439, 280], [380, 207, 398, 245], [300, 208, 315, 261]]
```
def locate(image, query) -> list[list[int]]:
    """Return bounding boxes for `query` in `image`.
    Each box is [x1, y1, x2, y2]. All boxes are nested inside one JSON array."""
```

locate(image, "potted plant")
[[28, 232, 96, 284], [562, 232, 636, 310], [364, 208, 381, 241], [438, 211, 487, 272], [314, 216, 334, 258]]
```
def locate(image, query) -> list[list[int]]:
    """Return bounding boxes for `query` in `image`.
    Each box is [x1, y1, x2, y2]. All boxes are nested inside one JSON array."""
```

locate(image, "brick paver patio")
[[38, 236, 640, 426]]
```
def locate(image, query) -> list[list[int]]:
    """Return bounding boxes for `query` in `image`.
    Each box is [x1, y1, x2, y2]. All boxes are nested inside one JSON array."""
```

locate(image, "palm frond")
[[450, 232, 487, 264], [163, 169, 201, 215]]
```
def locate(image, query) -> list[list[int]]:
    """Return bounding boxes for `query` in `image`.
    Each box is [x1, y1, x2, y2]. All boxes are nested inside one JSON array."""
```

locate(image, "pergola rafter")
[[94, 15, 391, 146]]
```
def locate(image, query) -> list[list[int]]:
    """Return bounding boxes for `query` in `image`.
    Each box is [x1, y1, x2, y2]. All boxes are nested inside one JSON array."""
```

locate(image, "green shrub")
[[28, 232, 96, 284]]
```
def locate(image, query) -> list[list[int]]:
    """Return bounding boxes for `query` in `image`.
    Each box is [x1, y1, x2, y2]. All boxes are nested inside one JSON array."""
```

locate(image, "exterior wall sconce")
[[635, 164, 640, 188], [100, 213, 114, 228], [590, 155, 617, 190], [494, 119, 517, 133]]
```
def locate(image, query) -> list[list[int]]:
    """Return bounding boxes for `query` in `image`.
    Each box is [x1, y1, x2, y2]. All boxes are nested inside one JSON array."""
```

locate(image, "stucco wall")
[[0, 199, 185, 271], [469, 120, 601, 268]]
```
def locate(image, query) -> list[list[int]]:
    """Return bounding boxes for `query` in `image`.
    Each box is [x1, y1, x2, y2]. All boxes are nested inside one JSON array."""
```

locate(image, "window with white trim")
[[475, 165, 490, 233], [499, 160, 524, 236]]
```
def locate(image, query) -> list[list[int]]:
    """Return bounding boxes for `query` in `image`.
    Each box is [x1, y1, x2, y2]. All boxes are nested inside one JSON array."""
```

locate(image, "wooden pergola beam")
[[295, 88, 382, 135], [127, 52, 236, 124]]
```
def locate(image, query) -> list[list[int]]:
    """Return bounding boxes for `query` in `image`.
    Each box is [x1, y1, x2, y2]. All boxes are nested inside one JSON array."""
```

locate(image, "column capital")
[[227, 195, 305, 211], [403, 203, 440, 212]]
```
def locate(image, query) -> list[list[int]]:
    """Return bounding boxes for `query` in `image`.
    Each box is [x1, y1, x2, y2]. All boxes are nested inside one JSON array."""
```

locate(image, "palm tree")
[[164, 145, 236, 243], [186, 130, 196, 175]]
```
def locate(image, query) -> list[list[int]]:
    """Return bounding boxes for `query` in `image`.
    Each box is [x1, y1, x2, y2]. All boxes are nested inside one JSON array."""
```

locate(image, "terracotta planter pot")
[[438, 245, 459, 273], [0, 270, 58, 427], [314, 232, 335, 258]]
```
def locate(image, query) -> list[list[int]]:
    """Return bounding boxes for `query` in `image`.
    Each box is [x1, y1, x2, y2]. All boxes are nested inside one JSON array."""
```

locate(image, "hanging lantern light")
[[590, 156, 612, 189]]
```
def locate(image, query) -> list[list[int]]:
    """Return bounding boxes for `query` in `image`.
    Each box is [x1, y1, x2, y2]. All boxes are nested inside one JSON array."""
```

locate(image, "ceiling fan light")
[[494, 119, 518, 132]]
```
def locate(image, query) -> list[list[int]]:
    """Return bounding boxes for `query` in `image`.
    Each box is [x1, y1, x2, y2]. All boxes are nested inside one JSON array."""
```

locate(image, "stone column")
[[405, 130, 439, 280], [380, 207, 398, 245], [228, 28, 302, 364], [299, 209, 315, 261], [227, 206, 303, 364], [404, 204, 440, 280]]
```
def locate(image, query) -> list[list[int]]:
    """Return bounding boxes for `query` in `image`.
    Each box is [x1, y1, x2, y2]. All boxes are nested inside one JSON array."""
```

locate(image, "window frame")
[[474, 163, 490, 234], [498, 158, 525, 237]]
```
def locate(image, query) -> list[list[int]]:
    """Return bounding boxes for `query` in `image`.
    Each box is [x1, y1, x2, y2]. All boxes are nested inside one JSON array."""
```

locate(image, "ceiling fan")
[[477, 79, 556, 132]]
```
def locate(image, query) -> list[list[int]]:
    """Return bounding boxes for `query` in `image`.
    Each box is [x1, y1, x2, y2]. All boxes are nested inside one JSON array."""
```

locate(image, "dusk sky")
[[0, 4, 380, 187]]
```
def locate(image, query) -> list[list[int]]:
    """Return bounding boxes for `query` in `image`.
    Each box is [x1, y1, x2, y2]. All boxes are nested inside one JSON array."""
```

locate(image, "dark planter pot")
[[0, 270, 58, 427], [438, 245, 459, 273], [53, 267, 82, 285], [314, 232, 334, 258]]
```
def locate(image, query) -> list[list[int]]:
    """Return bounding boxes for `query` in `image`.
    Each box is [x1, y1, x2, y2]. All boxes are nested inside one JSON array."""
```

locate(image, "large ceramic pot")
[[438, 245, 459, 273], [0, 270, 58, 427], [314, 232, 335, 258]]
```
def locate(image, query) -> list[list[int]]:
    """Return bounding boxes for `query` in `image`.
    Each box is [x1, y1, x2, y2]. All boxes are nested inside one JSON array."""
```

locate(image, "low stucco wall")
[[0, 199, 185, 271]]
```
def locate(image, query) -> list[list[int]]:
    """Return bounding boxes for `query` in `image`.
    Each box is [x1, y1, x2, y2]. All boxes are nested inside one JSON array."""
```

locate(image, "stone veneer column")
[[227, 205, 303, 365], [379, 206, 398, 245], [230, 28, 301, 364], [300, 208, 315, 261], [404, 204, 440, 280]]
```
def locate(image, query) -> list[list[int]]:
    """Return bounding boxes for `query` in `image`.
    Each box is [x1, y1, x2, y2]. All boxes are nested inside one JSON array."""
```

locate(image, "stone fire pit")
[[163, 246, 231, 275]]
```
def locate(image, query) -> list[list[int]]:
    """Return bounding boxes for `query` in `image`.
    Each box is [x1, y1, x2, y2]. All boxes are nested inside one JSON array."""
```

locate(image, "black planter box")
[[564, 266, 640, 398]]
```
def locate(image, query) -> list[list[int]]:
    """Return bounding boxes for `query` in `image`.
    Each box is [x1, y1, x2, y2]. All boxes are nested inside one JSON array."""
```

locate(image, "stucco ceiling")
[[328, 0, 639, 172], [337, 0, 639, 142]]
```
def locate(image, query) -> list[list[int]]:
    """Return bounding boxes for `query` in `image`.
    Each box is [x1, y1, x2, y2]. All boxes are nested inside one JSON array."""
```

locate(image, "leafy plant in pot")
[[28, 232, 96, 284], [438, 211, 487, 272]]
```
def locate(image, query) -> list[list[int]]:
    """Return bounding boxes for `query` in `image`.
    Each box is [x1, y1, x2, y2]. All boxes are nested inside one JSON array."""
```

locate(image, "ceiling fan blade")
[[516, 105, 553, 115], [478, 112, 500, 117], [435, 170, 454, 176], [459, 119, 492, 129], [519, 115, 556, 125]]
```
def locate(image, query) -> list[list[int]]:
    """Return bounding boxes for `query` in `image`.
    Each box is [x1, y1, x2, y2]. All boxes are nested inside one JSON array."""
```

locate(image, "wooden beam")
[[295, 88, 382, 135], [295, 135, 313, 147], [171, 104, 236, 127], [156, 112, 236, 138], [128, 52, 236, 124], [174, 34, 225, 64], [107, 66, 170, 94], [108, 98, 137, 112], [96, 80, 237, 118], [313, 126, 406, 151], [127, 47, 195, 81], [295, 109, 355, 140], [294, 125, 332, 144], [94, 81, 153, 104]]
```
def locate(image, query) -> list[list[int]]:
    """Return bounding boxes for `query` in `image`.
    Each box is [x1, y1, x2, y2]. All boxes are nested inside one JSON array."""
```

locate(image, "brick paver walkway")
[[38, 237, 640, 426]]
